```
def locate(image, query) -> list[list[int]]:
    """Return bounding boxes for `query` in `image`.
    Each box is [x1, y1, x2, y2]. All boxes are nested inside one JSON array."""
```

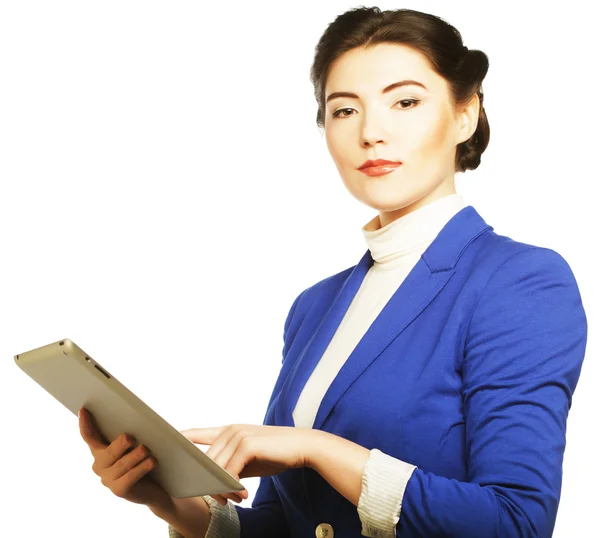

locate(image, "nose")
[[361, 136, 385, 148], [360, 115, 388, 148]]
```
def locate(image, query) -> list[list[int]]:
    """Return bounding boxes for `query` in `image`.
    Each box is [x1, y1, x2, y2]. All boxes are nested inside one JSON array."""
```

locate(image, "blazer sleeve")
[[391, 246, 588, 538]]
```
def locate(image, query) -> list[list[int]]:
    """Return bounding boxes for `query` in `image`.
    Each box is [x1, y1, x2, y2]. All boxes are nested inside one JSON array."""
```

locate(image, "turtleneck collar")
[[361, 193, 466, 265]]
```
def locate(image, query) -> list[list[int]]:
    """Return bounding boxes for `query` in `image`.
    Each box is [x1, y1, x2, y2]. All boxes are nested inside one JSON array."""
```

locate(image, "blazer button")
[[315, 523, 334, 538]]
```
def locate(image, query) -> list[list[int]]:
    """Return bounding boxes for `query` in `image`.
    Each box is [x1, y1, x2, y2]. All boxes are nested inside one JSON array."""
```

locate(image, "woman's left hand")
[[179, 424, 319, 506]]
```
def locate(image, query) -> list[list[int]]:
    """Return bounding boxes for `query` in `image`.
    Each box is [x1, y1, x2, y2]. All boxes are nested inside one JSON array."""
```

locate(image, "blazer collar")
[[275, 205, 493, 430]]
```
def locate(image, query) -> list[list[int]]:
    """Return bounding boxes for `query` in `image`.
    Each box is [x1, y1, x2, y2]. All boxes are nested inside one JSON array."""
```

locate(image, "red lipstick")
[[358, 158, 402, 177]]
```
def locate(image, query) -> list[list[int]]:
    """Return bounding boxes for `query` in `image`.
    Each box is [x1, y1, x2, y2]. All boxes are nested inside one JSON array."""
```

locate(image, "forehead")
[[326, 43, 443, 94]]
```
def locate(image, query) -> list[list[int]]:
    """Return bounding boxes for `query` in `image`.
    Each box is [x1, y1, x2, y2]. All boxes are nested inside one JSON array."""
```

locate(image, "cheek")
[[402, 110, 453, 160], [426, 121, 453, 153], [325, 128, 349, 168]]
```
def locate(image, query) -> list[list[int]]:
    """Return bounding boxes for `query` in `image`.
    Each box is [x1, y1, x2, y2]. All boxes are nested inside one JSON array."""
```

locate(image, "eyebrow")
[[325, 80, 427, 104]]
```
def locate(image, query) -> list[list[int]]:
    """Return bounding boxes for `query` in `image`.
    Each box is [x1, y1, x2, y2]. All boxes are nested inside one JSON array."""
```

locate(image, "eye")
[[332, 107, 354, 119], [396, 99, 420, 110], [331, 99, 420, 118]]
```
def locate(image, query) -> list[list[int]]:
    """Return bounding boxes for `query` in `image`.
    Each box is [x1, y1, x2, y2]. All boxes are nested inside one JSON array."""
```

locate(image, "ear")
[[456, 93, 480, 145]]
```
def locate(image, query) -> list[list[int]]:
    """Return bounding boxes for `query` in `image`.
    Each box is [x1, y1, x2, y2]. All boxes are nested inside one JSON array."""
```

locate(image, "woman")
[[78, 6, 588, 538]]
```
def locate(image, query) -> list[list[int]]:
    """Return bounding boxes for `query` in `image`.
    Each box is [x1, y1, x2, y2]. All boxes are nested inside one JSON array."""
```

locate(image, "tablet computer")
[[14, 338, 245, 499]]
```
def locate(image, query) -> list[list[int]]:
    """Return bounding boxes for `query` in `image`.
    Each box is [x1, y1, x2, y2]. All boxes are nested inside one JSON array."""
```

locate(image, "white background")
[[1, 1, 597, 536]]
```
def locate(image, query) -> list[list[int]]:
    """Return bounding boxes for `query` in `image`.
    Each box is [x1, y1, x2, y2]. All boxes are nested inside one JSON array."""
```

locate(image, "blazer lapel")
[[275, 205, 493, 430], [274, 248, 373, 428]]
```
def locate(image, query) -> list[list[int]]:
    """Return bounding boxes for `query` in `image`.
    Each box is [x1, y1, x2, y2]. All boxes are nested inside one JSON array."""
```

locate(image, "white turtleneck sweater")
[[168, 193, 467, 538]]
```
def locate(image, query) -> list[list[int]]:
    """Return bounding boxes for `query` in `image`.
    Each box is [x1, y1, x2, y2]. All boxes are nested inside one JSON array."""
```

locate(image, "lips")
[[358, 160, 402, 177], [358, 158, 402, 170]]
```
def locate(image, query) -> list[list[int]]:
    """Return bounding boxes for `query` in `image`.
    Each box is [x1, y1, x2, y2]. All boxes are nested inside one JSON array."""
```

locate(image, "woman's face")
[[324, 43, 478, 227]]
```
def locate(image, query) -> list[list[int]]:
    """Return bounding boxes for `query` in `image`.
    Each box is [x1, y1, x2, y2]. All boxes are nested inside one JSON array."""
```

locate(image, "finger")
[[106, 443, 152, 482], [111, 455, 157, 496], [211, 429, 247, 472], [103, 433, 138, 468], [212, 492, 246, 505], [212, 494, 227, 506], [224, 443, 253, 484], [79, 408, 109, 454], [90, 435, 137, 476], [225, 490, 248, 502], [180, 427, 223, 446], [207, 431, 252, 506], [205, 426, 239, 462], [80, 408, 137, 471], [184, 427, 249, 504]]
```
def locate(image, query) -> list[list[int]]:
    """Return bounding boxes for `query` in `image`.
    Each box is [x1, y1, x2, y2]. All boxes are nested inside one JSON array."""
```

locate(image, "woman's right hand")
[[78, 407, 171, 510]]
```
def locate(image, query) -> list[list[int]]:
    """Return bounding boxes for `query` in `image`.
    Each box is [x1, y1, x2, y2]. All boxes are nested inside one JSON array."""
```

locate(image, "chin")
[[369, 200, 414, 213]]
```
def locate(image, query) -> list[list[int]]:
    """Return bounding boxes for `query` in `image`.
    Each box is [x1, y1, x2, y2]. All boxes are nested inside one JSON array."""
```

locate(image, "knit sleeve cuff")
[[168, 495, 240, 538], [356, 448, 417, 538], [168, 523, 184, 538]]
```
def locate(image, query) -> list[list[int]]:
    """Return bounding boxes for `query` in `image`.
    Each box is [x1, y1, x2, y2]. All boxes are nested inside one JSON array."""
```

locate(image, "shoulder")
[[464, 231, 587, 350], [457, 229, 587, 362], [470, 229, 580, 291], [289, 260, 357, 311]]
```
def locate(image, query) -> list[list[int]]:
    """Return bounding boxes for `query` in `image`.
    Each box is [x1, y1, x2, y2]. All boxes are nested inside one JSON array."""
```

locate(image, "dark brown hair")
[[310, 6, 490, 172]]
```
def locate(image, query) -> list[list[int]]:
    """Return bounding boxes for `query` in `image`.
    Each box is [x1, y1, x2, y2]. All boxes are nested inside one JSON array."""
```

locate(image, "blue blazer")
[[233, 205, 587, 538]]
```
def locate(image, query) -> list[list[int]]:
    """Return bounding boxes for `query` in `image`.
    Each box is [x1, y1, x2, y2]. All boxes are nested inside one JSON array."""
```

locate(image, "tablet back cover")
[[14, 338, 244, 498]]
